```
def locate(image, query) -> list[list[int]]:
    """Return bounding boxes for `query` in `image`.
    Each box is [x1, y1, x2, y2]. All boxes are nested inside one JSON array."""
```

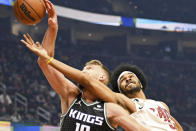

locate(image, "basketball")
[[13, 0, 46, 25]]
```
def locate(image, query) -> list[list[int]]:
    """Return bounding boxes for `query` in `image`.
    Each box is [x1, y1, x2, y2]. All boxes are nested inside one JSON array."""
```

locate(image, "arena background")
[[0, 0, 196, 130]]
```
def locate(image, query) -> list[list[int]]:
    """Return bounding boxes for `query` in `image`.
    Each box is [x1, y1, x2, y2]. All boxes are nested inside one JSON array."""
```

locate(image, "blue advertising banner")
[[12, 123, 40, 131], [121, 17, 135, 27]]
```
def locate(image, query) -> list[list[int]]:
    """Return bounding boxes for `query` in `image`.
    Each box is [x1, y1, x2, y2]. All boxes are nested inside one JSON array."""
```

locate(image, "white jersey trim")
[[81, 98, 100, 106]]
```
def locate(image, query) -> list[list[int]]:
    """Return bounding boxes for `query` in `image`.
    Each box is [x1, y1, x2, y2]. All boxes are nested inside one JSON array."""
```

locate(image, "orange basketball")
[[13, 0, 46, 25]]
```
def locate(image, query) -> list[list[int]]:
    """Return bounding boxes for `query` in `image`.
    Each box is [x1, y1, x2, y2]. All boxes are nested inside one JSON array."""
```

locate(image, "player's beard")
[[122, 84, 141, 95], [78, 84, 85, 90]]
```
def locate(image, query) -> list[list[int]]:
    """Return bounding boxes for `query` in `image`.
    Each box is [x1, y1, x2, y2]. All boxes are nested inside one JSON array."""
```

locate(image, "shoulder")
[[159, 101, 170, 112]]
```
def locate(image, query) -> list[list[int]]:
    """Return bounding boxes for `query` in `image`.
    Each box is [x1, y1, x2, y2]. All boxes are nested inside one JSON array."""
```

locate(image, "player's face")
[[119, 73, 142, 94], [82, 64, 105, 81]]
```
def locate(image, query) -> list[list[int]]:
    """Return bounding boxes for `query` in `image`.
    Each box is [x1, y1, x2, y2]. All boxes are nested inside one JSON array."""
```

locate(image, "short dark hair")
[[85, 60, 111, 85], [111, 64, 147, 93]]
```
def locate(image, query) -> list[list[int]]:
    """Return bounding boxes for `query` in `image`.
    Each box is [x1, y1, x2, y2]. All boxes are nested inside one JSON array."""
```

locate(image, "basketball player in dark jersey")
[[21, 35, 148, 131], [21, 35, 149, 131], [20, 1, 148, 131]]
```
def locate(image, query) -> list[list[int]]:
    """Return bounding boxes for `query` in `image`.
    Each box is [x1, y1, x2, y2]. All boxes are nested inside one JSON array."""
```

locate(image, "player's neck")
[[82, 90, 98, 103], [127, 90, 146, 99]]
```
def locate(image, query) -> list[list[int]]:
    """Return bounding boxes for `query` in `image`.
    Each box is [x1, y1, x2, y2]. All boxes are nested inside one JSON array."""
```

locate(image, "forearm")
[[47, 58, 130, 105], [38, 60, 65, 95], [38, 58, 78, 98], [41, 0, 58, 57], [87, 78, 118, 103], [85, 77, 136, 113], [48, 58, 116, 100], [48, 58, 87, 86], [42, 27, 58, 57]]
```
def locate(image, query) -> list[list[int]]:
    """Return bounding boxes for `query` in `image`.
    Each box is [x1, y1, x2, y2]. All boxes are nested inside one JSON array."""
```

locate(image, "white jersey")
[[130, 98, 177, 131]]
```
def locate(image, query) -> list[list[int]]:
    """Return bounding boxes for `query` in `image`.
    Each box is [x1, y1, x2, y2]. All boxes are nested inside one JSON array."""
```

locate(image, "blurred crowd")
[[0, 30, 196, 131], [1, 0, 196, 130]]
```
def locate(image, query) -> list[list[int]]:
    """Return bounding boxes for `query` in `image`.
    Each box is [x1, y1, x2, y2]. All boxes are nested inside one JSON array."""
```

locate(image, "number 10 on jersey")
[[75, 122, 90, 131]]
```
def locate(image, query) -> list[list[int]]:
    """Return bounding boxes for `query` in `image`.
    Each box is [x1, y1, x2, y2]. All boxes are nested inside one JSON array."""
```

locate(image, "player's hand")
[[44, 0, 58, 29], [21, 33, 50, 60]]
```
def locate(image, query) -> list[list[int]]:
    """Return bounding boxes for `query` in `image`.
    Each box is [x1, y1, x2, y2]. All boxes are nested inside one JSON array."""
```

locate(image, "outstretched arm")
[[21, 34, 136, 114], [42, 55, 136, 113], [47, 57, 136, 113]]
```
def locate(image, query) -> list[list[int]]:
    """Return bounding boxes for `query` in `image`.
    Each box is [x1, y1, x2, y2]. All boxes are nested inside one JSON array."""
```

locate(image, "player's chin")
[[126, 83, 135, 89], [125, 86, 141, 94]]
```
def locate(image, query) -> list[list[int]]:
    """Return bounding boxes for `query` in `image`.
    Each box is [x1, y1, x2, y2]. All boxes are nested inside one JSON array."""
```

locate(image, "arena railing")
[[36, 107, 51, 122], [14, 92, 28, 113]]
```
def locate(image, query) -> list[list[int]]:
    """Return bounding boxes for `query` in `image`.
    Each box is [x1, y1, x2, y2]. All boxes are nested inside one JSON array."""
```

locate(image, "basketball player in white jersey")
[[110, 64, 183, 131], [19, 1, 148, 130]]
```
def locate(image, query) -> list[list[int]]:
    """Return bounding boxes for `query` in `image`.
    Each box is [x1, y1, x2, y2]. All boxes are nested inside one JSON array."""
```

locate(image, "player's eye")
[[86, 66, 92, 70], [120, 77, 125, 82]]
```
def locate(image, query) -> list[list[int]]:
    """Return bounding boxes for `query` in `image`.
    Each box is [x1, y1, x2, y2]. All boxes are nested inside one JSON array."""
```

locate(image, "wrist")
[[39, 56, 51, 63], [49, 24, 58, 30], [47, 57, 54, 64]]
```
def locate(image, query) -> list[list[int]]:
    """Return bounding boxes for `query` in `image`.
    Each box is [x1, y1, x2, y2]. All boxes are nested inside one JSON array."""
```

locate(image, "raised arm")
[[36, 0, 79, 114], [41, 0, 57, 57]]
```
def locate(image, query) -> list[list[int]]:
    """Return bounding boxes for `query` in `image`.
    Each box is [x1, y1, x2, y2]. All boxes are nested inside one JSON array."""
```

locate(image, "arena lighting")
[[54, 5, 121, 26], [135, 18, 196, 32], [0, 0, 15, 6], [54, 5, 196, 32]]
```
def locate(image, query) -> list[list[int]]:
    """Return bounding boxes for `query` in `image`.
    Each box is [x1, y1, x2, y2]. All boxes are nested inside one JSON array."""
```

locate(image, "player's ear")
[[99, 75, 106, 84], [139, 81, 143, 89]]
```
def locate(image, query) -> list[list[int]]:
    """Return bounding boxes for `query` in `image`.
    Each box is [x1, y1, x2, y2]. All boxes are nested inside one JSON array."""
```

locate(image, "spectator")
[[10, 111, 22, 123], [0, 89, 12, 106]]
